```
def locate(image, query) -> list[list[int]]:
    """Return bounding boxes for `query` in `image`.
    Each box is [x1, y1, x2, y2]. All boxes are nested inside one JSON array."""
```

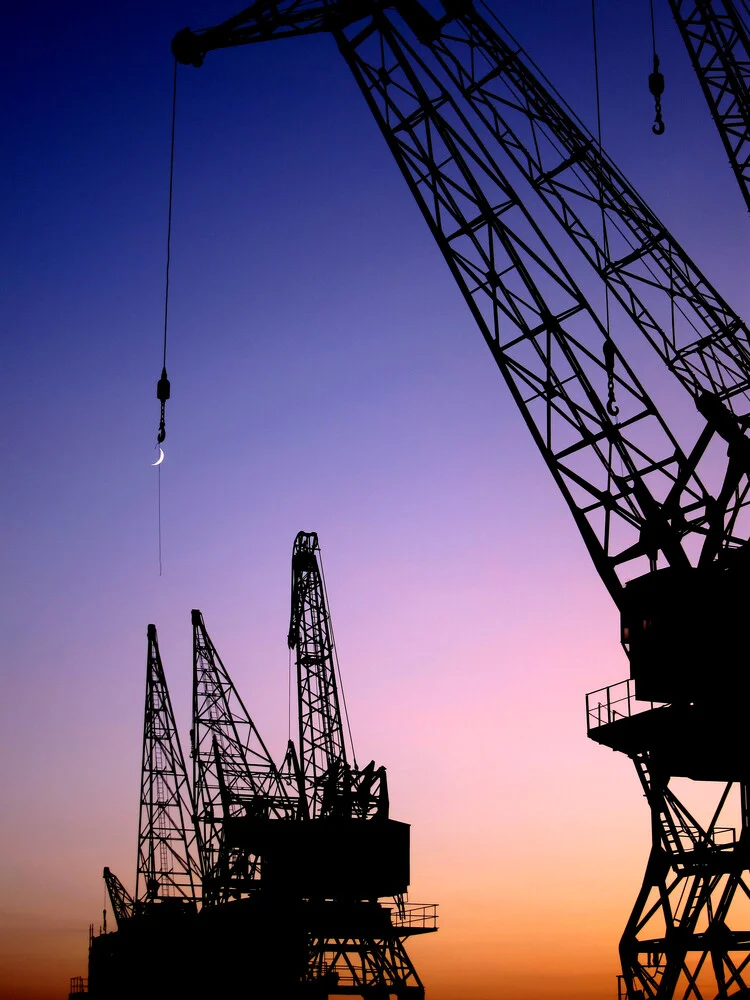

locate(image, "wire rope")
[[476, 0, 708, 359], [590, 0, 619, 418], [162, 59, 177, 375], [156, 60, 178, 576]]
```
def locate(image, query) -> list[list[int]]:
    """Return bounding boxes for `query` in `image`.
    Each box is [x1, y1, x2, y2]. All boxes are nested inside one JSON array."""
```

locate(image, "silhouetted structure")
[[73, 533, 436, 998], [137, 624, 199, 909], [666, 0, 750, 211], [169, 2, 750, 997]]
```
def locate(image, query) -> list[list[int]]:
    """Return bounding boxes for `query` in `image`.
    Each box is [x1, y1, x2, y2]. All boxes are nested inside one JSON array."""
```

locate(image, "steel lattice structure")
[[587, 682, 750, 1000], [288, 531, 389, 821], [173, 1, 750, 598], [81, 578, 435, 999], [171, 2, 750, 996], [136, 624, 199, 908], [286, 531, 425, 995], [191, 609, 297, 902], [102, 868, 134, 929], [667, 0, 750, 212], [288, 531, 347, 817], [620, 763, 750, 999], [306, 934, 427, 994]]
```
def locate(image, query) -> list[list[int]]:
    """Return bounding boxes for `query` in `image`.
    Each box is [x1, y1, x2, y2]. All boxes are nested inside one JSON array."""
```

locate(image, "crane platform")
[[586, 679, 750, 782]]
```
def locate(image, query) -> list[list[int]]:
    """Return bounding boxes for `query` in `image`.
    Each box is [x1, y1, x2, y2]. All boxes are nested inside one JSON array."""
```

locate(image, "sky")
[[2, 1, 749, 999]]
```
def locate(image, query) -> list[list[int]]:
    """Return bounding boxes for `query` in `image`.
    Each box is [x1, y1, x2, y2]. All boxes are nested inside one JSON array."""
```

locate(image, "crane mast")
[[191, 609, 296, 902], [288, 530, 348, 816], [288, 530, 389, 821], [136, 624, 199, 909], [102, 868, 134, 929], [667, 0, 750, 212], [171, 2, 750, 996]]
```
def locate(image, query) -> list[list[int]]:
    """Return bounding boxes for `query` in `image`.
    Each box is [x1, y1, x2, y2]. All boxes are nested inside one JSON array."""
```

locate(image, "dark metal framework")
[[172, 0, 750, 598], [103, 867, 134, 929], [171, 2, 750, 996], [136, 625, 199, 908], [667, 0, 750, 212], [288, 530, 347, 817], [588, 683, 750, 999], [306, 934, 426, 994], [191, 609, 296, 902], [618, 765, 750, 999], [288, 531, 388, 820], [287, 531, 424, 995], [82, 586, 434, 998], [332, 6, 750, 594]]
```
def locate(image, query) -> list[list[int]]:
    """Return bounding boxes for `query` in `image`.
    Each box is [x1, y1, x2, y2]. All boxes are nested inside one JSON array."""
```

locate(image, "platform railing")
[[586, 678, 657, 733], [390, 902, 438, 931], [617, 972, 645, 999], [672, 824, 737, 852], [68, 977, 88, 996]]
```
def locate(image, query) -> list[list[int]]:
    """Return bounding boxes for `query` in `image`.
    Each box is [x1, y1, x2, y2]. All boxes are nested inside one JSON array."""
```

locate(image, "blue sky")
[[2, 2, 748, 997]]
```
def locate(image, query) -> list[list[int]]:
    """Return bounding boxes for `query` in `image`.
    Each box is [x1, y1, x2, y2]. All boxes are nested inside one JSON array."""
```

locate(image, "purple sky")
[[3, 1, 748, 997]]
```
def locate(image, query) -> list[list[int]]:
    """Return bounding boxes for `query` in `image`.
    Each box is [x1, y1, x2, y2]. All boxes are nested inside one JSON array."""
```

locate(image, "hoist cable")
[[157, 469, 163, 577], [162, 58, 178, 373], [649, 0, 657, 57], [156, 60, 178, 577], [477, 0, 586, 129], [590, 1, 618, 417]]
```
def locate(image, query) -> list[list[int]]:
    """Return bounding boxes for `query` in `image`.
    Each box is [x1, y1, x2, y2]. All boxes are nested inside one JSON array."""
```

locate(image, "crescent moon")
[[152, 447, 164, 467]]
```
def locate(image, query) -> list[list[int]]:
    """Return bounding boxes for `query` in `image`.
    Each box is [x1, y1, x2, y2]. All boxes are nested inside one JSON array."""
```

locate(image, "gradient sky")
[[3, 1, 748, 998]]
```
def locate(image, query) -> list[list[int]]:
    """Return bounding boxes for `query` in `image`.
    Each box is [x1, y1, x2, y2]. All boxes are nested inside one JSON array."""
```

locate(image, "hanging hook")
[[649, 53, 665, 135], [156, 366, 170, 444], [603, 338, 620, 417]]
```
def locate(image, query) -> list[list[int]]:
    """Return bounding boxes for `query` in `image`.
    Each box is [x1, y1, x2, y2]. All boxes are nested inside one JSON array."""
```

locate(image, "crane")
[[90, 629, 202, 1000], [136, 624, 199, 910], [191, 608, 297, 903], [171, 1, 750, 997], [666, 0, 750, 211], [285, 531, 427, 995], [288, 530, 389, 822], [102, 868, 134, 929], [80, 572, 436, 998], [191, 543, 433, 996]]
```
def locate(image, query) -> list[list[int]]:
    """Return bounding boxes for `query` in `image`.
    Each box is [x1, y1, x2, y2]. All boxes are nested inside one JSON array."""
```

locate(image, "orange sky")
[[3, 0, 749, 997]]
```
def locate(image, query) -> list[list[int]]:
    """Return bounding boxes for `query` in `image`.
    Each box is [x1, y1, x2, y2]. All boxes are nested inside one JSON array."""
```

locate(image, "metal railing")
[[390, 902, 438, 931], [617, 973, 644, 999], [586, 678, 658, 732], [69, 977, 88, 996], [666, 823, 737, 854]]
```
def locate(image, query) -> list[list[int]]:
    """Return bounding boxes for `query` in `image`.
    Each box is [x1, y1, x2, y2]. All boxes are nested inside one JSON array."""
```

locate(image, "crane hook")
[[603, 338, 620, 417], [649, 53, 665, 135]]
